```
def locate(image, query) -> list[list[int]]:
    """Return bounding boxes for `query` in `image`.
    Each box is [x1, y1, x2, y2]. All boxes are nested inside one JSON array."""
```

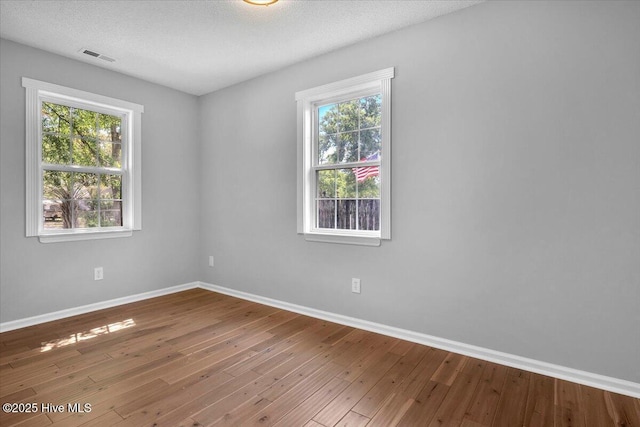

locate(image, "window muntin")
[[296, 68, 393, 246], [23, 78, 143, 243]]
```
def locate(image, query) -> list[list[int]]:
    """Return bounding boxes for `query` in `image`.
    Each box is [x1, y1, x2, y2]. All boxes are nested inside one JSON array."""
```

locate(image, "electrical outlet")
[[94, 267, 103, 281], [208, 255, 214, 267], [351, 278, 361, 294]]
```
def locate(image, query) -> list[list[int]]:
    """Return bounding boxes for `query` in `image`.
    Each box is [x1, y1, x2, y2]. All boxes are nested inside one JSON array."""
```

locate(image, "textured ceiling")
[[0, 0, 482, 95]]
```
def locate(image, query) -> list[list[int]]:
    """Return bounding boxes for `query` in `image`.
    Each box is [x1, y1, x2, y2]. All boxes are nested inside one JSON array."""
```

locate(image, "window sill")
[[302, 232, 381, 247], [38, 229, 133, 243]]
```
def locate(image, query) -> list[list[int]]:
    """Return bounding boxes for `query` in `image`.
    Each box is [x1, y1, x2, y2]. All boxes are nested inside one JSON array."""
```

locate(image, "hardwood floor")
[[1, 288, 638, 426]]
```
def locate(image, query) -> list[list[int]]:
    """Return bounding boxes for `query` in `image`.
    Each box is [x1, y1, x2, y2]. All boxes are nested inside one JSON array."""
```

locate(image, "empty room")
[[1, 0, 639, 425]]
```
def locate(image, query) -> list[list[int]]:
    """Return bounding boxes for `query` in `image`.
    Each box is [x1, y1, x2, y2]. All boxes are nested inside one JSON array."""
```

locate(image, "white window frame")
[[23, 77, 143, 243], [296, 68, 394, 246]]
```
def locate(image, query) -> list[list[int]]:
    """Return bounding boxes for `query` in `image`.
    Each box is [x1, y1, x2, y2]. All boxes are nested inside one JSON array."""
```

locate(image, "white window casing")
[[296, 67, 394, 246], [23, 77, 143, 243]]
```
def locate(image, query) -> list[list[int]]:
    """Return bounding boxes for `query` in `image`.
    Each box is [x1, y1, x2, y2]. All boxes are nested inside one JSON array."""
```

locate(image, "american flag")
[[354, 152, 380, 182]]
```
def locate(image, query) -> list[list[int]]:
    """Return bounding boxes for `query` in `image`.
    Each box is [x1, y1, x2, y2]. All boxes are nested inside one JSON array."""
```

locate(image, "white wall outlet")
[[94, 267, 103, 281], [351, 278, 361, 294], [208, 255, 214, 267]]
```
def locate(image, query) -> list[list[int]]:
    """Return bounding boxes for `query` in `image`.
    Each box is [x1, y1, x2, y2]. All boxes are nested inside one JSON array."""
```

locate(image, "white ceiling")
[[0, 0, 482, 96]]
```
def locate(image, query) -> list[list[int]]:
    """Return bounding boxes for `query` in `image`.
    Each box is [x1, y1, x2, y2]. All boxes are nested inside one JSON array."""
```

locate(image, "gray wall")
[[0, 39, 201, 322], [199, 1, 640, 383]]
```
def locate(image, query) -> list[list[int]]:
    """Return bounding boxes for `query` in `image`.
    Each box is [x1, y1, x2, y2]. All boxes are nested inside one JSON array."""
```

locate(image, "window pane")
[[74, 173, 99, 199], [42, 172, 74, 230], [358, 199, 380, 231], [336, 169, 356, 199], [360, 95, 381, 129], [72, 137, 98, 166], [72, 108, 97, 138], [42, 134, 71, 164], [337, 99, 359, 132], [98, 113, 121, 142], [354, 162, 379, 183], [318, 133, 337, 165], [43, 171, 72, 200], [74, 199, 98, 228], [338, 131, 358, 163], [317, 199, 335, 229], [43, 200, 63, 229], [100, 174, 122, 199], [319, 104, 338, 134], [100, 201, 122, 227], [99, 142, 122, 168], [336, 199, 357, 230], [358, 175, 380, 198], [42, 102, 71, 134], [359, 129, 381, 160], [317, 170, 335, 198], [335, 168, 357, 230]]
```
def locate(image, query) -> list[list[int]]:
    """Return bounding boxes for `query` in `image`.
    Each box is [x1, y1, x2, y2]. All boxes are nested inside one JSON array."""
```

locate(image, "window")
[[296, 68, 394, 246], [23, 78, 143, 243]]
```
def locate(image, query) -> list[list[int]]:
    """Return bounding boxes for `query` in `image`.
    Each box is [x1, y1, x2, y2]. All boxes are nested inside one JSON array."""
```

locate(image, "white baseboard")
[[0, 282, 199, 333], [197, 281, 640, 399], [1, 280, 638, 398]]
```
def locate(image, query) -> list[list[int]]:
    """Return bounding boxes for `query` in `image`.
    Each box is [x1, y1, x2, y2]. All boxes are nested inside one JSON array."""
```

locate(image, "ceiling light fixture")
[[243, 0, 278, 6]]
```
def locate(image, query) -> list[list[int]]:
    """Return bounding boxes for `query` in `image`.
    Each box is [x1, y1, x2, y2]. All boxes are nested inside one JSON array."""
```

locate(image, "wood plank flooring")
[[1, 288, 638, 426]]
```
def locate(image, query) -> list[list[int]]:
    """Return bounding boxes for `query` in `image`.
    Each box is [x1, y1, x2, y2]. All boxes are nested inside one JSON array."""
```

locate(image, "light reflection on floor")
[[40, 318, 136, 352]]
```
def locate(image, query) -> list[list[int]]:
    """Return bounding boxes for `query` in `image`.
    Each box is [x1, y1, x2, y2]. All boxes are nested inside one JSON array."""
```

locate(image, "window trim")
[[296, 67, 394, 246], [22, 77, 143, 243]]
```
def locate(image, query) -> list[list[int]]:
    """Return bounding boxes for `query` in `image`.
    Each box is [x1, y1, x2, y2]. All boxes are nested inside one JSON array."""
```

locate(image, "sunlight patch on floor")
[[40, 318, 136, 352]]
